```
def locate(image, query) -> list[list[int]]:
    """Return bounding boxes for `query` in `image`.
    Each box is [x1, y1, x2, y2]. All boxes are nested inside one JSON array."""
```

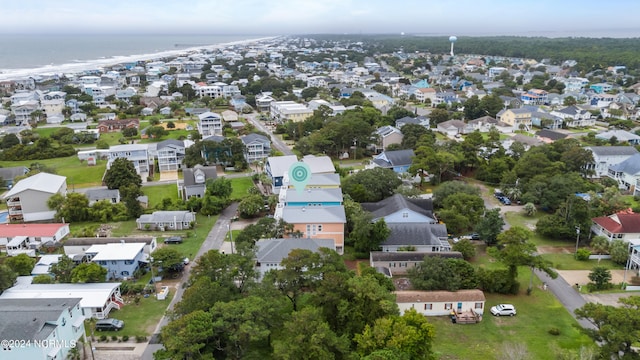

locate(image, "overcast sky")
[[1, 0, 639, 37]]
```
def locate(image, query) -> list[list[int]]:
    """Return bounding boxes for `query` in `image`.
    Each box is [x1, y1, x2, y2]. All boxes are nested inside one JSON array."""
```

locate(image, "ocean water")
[[0, 34, 273, 80]]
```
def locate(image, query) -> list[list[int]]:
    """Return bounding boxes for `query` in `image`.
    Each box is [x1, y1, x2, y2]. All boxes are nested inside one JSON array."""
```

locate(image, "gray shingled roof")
[[535, 130, 568, 141], [361, 194, 434, 221], [383, 223, 448, 246], [609, 153, 640, 175], [256, 238, 335, 263], [596, 130, 640, 142], [156, 139, 185, 149], [85, 188, 120, 202], [0, 298, 81, 341], [374, 149, 415, 168], [241, 133, 270, 145], [138, 211, 195, 223], [182, 165, 217, 186], [587, 146, 639, 157], [396, 116, 420, 125], [202, 135, 225, 143]]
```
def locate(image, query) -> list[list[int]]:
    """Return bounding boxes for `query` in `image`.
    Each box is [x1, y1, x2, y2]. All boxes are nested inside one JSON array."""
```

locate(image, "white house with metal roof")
[[85, 242, 147, 280], [198, 111, 223, 137], [0, 282, 123, 319], [107, 144, 151, 177], [302, 155, 336, 174], [265, 155, 298, 193], [85, 242, 146, 280], [2, 173, 67, 222]]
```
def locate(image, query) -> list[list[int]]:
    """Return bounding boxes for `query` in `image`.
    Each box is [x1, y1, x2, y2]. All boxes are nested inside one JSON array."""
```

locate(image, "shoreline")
[[0, 36, 280, 82]]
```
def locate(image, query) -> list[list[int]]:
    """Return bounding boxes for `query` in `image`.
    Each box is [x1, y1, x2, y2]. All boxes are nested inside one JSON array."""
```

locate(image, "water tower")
[[449, 36, 457, 57]]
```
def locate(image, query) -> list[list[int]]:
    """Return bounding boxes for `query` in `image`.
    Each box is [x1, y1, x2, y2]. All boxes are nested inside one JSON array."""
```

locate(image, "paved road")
[[244, 112, 294, 156], [535, 269, 596, 330], [475, 182, 596, 330], [140, 202, 239, 359]]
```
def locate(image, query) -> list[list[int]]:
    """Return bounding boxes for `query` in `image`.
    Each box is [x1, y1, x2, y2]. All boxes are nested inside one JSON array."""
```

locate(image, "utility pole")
[[574, 226, 581, 256]]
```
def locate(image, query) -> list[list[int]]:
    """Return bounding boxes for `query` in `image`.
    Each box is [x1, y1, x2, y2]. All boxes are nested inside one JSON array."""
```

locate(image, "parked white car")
[[490, 304, 516, 316]]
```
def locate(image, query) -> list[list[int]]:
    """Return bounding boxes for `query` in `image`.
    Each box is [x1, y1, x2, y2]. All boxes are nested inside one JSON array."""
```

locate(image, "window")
[[424, 304, 432, 310], [111, 261, 117, 265], [61, 317, 66, 326], [402, 212, 408, 218], [121, 271, 130, 276], [475, 302, 483, 309], [444, 303, 453, 310], [125, 260, 134, 265]]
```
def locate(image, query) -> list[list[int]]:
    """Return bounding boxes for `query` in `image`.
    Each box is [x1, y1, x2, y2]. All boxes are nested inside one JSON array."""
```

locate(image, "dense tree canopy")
[[575, 296, 640, 359], [342, 168, 402, 203], [103, 157, 142, 190]]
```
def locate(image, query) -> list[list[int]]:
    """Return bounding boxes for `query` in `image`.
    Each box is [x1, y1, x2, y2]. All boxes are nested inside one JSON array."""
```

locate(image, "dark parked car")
[[95, 318, 125, 331], [164, 236, 183, 244]]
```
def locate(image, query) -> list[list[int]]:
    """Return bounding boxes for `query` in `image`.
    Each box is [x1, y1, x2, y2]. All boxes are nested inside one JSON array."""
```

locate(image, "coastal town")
[[2, 34, 640, 359]]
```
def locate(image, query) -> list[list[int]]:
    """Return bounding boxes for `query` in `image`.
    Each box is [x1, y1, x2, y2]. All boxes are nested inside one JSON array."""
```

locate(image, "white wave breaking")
[[0, 36, 278, 82]]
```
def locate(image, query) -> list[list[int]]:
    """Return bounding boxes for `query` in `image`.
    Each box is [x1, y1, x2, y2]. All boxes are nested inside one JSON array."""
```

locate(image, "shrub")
[[575, 248, 591, 261], [452, 239, 476, 260], [476, 268, 519, 294], [122, 335, 129, 342], [135, 335, 147, 343], [111, 335, 118, 341], [99, 335, 107, 342], [548, 327, 561, 336]]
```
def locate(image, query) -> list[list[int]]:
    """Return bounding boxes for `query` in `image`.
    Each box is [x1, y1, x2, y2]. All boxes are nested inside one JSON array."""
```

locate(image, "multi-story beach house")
[[107, 144, 150, 176], [198, 111, 223, 137]]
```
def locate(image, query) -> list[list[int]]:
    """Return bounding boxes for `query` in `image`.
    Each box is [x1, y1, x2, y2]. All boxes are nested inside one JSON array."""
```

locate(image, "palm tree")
[[30, 109, 44, 125]]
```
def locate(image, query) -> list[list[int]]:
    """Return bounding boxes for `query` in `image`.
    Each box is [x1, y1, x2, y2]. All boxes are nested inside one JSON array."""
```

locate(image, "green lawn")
[[89, 291, 174, 337], [0, 155, 106, 187], [142, 184, 179, 209], [170, 214, 219, 259], [34, 126, 62, 138], [431, 263, 594, 359], [541, 253, 621, 271], [504, 211, 566, 247], [229, 176, 255, 200], [138, 129, 191, 143], [99, 132, 125, 146], [622, 195, 640, 210]]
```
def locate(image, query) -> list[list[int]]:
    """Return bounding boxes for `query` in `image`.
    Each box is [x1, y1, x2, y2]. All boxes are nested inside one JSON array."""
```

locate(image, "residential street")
[[475, 181, 606, 331], [139, 202, 238, 359], [244, 112, 294, 156], [535, 269, 595, 330]]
